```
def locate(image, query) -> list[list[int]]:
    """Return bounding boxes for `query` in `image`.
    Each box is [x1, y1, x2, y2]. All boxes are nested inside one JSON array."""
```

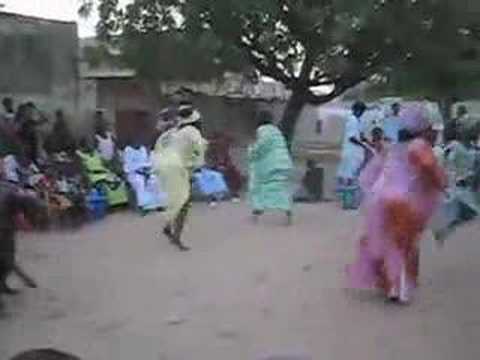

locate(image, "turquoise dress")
[[248, 124, 293, 212]]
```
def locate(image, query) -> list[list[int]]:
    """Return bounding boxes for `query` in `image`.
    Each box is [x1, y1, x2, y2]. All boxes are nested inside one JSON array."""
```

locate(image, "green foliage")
[[80, 0, 480, 142], [383, 0, 480, 100], [121, 31, 247, 82], [80, 0, 480, 101], [79, 0, 248, 82], [83, 45, 113, 68]]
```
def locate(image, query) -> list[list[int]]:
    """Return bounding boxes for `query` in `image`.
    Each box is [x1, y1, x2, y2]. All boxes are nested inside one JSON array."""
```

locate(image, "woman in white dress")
[[123, 142, 167, 214], [94, 111, 116, 162], [95, 131, 115, 162]]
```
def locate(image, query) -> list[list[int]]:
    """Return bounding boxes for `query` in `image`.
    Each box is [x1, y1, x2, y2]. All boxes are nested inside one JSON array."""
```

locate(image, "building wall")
[[77, 78, 98, 136], [0, 12, 79, 130], [93, 78, 348, 196]]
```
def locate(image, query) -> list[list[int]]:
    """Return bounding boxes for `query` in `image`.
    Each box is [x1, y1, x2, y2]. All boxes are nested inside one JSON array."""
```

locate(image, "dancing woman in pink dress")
[[347, 104, 446, 304]]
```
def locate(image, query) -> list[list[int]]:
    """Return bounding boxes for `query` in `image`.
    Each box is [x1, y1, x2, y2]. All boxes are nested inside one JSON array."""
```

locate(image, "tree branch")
[[238, 36, 294, 86], [305, 74, 367, 105]]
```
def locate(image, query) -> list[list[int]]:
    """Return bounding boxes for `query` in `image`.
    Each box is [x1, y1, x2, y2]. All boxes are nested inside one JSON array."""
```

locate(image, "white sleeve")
[[345, 118, 360, 140], [122, 148, 132, 173], [143, 148, 152, 167]]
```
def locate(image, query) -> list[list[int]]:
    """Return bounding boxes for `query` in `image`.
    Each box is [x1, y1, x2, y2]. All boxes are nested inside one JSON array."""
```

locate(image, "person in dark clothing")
[[1, 97, 15, 126], [444, 105, 468, 144], [206, 132, 244, 200], [303, 160, 324, 201], [17, 102, 48, 163], [294, 159, 324, 203], [44, 110, 76, 155], [0, 98, 22, 156], [0, 182, 46, 308]]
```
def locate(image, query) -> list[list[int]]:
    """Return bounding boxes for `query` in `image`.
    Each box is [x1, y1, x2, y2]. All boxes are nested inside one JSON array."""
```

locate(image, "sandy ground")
[[1, 202, 480, 360]]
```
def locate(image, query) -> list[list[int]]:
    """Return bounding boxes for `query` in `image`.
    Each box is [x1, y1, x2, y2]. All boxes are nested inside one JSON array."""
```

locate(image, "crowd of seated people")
[[0, 98, 170, 229], [0, 97, 251, 228]]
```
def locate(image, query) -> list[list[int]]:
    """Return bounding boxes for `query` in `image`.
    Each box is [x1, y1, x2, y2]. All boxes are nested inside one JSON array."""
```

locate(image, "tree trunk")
[[279, 90, 308, 150]]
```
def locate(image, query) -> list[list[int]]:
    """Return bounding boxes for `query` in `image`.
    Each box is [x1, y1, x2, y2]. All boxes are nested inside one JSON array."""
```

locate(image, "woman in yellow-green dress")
[[153, 105, 207, 251]]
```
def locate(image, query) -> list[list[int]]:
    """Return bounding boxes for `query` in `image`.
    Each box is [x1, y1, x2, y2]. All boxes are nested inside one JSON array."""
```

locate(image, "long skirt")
[[347, 197, 424, 300], [249, 168, 293, 212], [127, 172, 167, 211], [156, 158, 191, 224], [337, 146, 365, 181]]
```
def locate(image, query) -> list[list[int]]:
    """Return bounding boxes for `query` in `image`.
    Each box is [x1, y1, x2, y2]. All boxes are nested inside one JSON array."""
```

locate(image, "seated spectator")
[[206, 132, 243, 201], [123, 141, 167, 214], [5, 156, 77, 228], [17, 156, 44, 189], [47, 153, 88, 228], [192, 167, 229, 207], [76, 139, 128, 208], [294, 159, 324, 203], [2, 154, 21, 184], [36, 167, 75, 225]]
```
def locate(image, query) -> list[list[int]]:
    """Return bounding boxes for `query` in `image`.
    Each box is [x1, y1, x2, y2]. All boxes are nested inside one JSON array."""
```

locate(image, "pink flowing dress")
[[347, 138, 446, 299]]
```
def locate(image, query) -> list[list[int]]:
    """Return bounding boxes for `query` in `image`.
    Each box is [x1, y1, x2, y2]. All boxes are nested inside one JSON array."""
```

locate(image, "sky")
[[1, 0, 130, 38]]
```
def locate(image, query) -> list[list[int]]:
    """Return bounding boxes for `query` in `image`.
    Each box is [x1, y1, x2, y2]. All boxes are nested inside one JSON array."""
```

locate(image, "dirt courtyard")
[[1, 202, 479, 360]]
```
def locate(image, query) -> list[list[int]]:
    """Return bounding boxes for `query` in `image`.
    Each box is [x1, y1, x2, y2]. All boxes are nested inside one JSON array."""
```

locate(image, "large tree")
[[380, 1, 480, 120], [81, 0, 479, 144]]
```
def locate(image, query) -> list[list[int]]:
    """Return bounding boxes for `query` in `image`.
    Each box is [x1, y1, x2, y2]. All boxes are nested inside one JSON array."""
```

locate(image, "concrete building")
[[0, 11, 79, 130], [78, 38, 293, 146]]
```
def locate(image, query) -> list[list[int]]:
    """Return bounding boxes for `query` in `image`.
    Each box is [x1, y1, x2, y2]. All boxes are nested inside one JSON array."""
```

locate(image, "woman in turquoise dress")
[[248, 111, 294, 224]]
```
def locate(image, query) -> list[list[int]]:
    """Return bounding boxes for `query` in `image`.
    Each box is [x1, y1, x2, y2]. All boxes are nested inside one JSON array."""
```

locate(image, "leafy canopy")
[[81, 0, 479, 103]]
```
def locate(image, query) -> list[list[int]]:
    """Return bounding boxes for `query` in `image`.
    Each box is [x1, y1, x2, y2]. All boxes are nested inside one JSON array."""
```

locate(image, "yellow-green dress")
[[153, 126, 207, 223]]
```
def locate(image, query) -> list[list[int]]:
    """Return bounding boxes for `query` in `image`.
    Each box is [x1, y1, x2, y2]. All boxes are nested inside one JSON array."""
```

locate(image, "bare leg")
[[171, 199, 192, 251], [0, 281, 20, 295], [252, 210, 263, 224], [12, 264, 37, 289], [398, 264, 410, 304], [163, 223, 174, 239], [286, 210, 293, 226], [0, 265, 19, 295], [0, 272, 12, 295]]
